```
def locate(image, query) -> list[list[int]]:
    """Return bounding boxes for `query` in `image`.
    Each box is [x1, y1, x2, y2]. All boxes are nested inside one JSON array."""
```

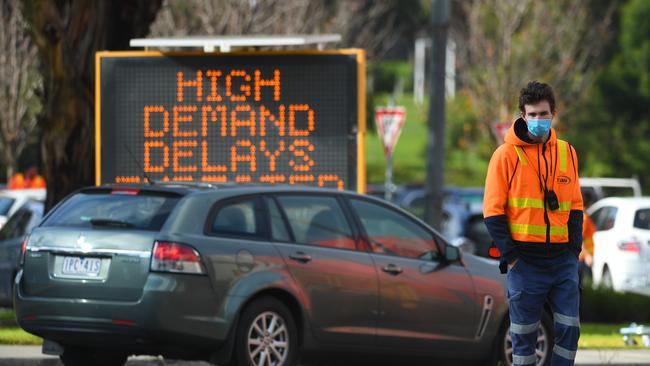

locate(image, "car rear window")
[[633, 209, 650, 230], [0, 197, 15, 215], [41, 191, 180, 231]]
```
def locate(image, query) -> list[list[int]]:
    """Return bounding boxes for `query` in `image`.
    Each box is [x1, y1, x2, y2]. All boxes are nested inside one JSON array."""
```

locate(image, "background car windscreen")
[[0, 197, 15, 215], [41, 192, 180, 231]]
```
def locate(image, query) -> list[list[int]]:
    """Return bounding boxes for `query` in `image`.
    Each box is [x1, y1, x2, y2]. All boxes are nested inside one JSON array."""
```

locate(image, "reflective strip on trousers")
[[513, 353, 537, 365], [509, 223, 568, 236], [508, 197, 572, 211], [554, 313, 580, 327], [554, 344, 577, 360], [510, 321, 540, 335]]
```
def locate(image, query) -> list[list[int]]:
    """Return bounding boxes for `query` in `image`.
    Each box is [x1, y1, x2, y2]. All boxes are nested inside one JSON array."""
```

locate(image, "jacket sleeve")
[[567, 145, 584, 257], [483, 146, 518, 264]]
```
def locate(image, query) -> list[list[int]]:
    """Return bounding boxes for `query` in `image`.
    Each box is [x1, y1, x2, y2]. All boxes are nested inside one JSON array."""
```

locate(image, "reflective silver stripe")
[[513, 353, 537, 365], [554, 312, 580, 327], [554, 344, 577, 360], [510, 321, 540, 334]]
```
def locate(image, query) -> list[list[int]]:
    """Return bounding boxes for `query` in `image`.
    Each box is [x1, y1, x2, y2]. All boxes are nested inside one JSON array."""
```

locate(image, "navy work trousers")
[[507, 252, 580, 366]]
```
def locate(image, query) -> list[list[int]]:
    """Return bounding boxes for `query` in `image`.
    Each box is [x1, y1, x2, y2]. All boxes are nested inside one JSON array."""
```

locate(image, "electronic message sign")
[[95, 50, 366, 191]]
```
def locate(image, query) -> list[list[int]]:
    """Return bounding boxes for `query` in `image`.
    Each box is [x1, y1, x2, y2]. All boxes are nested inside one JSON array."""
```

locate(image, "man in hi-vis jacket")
[[484, 81, 583, 366]]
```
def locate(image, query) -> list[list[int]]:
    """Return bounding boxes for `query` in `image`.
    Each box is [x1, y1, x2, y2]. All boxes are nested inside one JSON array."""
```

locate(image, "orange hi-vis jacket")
[[484, 118, 583, 264]]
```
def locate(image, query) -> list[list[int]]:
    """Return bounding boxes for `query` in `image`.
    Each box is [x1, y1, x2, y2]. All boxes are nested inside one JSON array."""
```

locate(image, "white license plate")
[[61, 256, 102, 277]]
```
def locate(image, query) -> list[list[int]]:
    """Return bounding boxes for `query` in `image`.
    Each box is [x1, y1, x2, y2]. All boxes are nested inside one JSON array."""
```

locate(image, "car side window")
[[593, 206, 618, 231], [349, 198, 440, 260], [210, 198, 261, 238], [633, 209, 650, 230], [265, 197, 291, 242], [275, 195, 356, 250], [0, 208, 32, 240]]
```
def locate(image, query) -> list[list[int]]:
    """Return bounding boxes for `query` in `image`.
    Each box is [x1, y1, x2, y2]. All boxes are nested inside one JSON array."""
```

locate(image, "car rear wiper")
[[89, 218, 136, 228]]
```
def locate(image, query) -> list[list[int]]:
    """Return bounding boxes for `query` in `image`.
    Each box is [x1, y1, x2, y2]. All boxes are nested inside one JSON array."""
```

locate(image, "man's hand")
[[508, 259, 519, 270]]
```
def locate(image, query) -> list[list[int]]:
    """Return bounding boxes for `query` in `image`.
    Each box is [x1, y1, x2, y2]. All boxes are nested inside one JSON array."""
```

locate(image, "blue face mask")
[[526, 118, 551, 138]]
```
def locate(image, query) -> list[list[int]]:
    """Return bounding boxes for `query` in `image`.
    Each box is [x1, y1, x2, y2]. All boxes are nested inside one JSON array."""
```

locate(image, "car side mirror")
[[445, 244, 460, 262]]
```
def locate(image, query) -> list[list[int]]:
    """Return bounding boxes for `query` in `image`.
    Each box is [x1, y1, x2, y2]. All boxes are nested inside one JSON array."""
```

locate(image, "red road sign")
[[492, 121, 511, 144], [375, 106, 406, 156]]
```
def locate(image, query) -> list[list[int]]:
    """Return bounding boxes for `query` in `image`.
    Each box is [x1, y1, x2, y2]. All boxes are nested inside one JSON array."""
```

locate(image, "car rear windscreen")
[[41, 191, 180, 231]]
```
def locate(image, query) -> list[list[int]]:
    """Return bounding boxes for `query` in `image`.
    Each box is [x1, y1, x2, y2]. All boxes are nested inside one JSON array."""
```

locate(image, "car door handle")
[[289, 252, 312, 263], [382, 264, 403, 275]]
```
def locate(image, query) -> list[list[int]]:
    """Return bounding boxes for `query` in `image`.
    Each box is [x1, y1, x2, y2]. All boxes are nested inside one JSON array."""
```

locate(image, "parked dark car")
[[15, 184, 553, 366], [0, 199, 44, 307], [373, 185, 492, 258]]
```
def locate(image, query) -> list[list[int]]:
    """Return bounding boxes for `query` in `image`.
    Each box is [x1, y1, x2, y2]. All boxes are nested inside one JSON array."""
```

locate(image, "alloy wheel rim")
[[504, 323, 549, 366], [247, 311, 289, 366]]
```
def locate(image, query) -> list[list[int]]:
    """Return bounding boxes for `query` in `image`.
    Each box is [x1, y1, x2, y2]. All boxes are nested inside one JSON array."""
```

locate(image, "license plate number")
[[61, 257, 101, 277]]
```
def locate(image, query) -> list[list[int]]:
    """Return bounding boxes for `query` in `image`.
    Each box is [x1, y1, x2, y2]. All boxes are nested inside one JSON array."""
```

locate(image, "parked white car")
[[589, 197, 650, 296], [0, 189, 46, 229]]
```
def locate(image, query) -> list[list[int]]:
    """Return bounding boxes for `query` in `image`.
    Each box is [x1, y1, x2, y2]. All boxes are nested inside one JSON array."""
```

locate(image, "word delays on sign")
[[375, 106, 406, 157], [95, 50, 365, 191]]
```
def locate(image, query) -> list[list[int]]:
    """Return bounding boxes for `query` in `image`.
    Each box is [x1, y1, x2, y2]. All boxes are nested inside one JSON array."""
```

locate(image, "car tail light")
[[111, 188, 140, 195], [151, 241, 205, 274], [19, 236, 29, 265], [618, 240, 641, 253]]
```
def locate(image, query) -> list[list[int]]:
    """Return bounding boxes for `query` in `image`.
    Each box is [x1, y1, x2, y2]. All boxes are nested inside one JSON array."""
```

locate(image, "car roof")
[[0, 188, 46, 200], [87, 183, 364, 198], [592, 197, 650, 208]]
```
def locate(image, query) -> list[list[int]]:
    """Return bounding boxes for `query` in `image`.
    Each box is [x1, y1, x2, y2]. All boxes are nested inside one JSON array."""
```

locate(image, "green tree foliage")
[[566, 0, 650, 190]]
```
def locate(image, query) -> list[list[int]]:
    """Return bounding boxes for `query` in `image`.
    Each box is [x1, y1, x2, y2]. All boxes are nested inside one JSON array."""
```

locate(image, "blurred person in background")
[[579, 193, 596, 285], [7, 165, 45, 189]]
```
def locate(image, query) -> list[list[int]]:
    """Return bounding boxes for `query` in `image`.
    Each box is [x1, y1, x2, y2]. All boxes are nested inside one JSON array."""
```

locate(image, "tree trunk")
[[21, 0, 161, 210]]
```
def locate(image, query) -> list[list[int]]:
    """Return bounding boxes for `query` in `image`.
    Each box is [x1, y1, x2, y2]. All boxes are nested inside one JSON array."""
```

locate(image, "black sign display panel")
[[96, 51, 364, 190]]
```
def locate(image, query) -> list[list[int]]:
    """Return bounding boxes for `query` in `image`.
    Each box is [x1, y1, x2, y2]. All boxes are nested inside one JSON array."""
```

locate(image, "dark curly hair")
[[518, 81, 556, 114]]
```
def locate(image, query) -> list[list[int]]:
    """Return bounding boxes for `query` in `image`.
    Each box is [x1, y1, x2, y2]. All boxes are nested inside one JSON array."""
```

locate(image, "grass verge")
[[579, 323, 645, 349], [0, 327, 42, 345], [0, 309, 643, 348]]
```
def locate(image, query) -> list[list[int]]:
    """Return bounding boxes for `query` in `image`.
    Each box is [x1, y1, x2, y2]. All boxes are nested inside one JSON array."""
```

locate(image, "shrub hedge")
[[581, 286, 650, 323]]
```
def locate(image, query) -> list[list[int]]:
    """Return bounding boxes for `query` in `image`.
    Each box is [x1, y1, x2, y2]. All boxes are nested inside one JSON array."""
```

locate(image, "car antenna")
[[124, 144, 155, 185]]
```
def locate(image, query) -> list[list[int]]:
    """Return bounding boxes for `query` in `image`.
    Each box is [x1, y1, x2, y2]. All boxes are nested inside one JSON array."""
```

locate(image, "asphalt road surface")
[[2, 346, 650, 366]]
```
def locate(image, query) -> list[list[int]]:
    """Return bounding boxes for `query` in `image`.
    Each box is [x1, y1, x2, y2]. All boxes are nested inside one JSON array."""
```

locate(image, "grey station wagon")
[[14, 184, 554, 366]]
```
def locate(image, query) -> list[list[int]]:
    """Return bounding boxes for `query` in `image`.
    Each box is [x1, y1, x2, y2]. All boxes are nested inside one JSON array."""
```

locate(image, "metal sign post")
[[375, 106, 406, 201]]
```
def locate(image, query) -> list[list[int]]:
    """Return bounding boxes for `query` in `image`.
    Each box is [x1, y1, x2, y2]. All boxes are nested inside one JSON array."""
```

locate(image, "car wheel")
[[602, 267, 613, 289], [60, 347, 128, 366], [498, 311, 553, 366], [232, 297, 298, 366]]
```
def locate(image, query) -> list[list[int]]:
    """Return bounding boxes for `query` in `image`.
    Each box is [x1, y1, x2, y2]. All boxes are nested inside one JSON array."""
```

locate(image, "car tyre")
[[497, 310, 553, 366], [231, 297, 298, 366], [60, 347, 128, 366]]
